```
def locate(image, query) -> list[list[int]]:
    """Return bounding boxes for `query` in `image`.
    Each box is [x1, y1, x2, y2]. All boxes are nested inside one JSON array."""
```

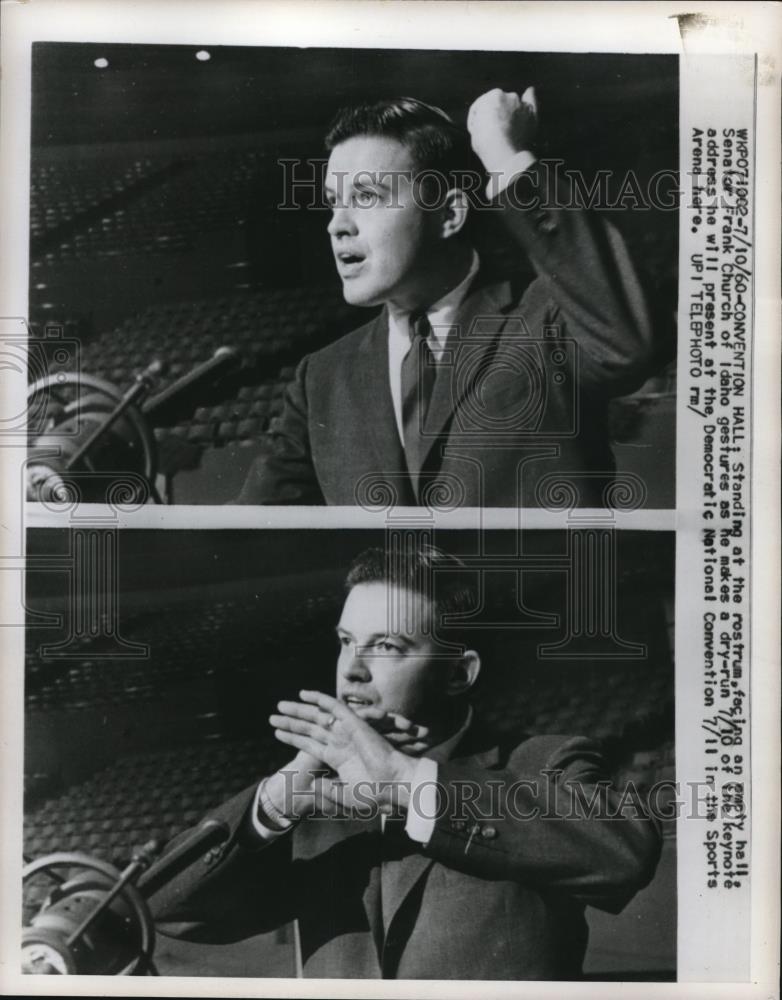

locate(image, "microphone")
[[143, 346, 242, 425], [22, 840, 162, 975], [26, 346, 243, 503], [22, 821, 231, 976], [26, 361, 167, 503], [62, 359, 167, 472]]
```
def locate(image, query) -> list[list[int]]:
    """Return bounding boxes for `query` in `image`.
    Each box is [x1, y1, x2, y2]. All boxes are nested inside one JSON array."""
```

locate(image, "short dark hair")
[[345, 542, 476, 649], [325, 97, 486, 202]]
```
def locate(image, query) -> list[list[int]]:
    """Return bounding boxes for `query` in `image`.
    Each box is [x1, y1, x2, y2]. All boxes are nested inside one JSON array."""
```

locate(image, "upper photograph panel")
[[26, 44, 677, 509]]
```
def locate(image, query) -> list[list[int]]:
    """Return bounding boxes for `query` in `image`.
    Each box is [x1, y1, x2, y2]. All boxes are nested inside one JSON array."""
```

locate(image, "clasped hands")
[[266, 690, 430, 820]]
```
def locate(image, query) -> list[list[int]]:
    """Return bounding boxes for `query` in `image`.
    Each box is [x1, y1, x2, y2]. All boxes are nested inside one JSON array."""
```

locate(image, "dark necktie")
[[400, 312, 436, 500]]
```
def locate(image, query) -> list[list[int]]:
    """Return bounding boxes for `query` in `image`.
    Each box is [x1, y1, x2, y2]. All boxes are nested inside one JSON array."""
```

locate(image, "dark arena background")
[[23, 528, 676, 979], [28, 43, 678, 506]]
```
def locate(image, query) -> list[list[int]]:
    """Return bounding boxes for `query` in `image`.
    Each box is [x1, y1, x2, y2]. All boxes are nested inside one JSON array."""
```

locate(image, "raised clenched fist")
[[467, 87, 538, 175]]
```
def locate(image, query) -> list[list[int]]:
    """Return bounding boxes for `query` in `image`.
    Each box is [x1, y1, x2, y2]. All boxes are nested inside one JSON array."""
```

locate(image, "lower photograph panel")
[[23, 527, 675, 981]]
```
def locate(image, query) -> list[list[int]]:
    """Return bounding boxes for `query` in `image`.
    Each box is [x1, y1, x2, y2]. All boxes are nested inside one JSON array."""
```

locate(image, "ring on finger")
[[324, 714, 336, 730]]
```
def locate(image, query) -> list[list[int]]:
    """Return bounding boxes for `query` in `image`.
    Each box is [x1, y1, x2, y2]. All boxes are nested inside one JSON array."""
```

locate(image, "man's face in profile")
[[335, 581, 448, 723], [325, 135, 442, 310]]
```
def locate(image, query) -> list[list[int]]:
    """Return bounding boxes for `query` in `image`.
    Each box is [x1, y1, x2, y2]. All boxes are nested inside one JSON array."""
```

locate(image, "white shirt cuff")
[[404, 757, 439, 845], [251, 780, 296, 840], [485, 150, 537, 201], [252, 763, 440, 844]]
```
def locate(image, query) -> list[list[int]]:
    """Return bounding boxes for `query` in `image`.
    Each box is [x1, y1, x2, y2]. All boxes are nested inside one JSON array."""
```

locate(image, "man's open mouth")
[[342, 694, 374, 708], [336, 251, 366, 274]]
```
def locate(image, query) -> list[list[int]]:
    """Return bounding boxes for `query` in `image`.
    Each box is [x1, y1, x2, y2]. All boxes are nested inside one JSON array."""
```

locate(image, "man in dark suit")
[[150, 544, 662, 979], [237, 88, 654, 507]]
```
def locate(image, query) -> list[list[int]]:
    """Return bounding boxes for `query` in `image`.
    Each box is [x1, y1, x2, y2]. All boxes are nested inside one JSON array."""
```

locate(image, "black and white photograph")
[[24, 41, 678, 509], [1, 2, 779, 998], [22, 527, 675, 980]]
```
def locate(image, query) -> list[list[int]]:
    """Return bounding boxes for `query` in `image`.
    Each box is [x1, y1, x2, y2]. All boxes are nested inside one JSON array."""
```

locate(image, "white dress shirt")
[[403, 705, 473, 844], [386, 148, 537, 442], [387, 252, 480, 442]]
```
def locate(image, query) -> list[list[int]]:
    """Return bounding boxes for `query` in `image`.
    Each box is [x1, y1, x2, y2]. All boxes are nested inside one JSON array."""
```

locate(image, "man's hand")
[[270, 690, 420, 817], [467, 86, 537, 176], [261, 748, 329, 823], [354, 706, 431, 756]]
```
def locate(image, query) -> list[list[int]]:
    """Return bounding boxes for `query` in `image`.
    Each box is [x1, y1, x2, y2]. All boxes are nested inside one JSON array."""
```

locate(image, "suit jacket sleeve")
[[234, 355, 325, 505], [497, 162, 654, 397], [147, 785, 298, 943], [423, 736, 662, 914]]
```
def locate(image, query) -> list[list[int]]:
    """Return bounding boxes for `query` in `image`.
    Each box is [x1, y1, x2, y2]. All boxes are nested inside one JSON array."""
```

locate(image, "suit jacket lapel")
[[295, 812, 386, 964], [352, 278, 514, 497], [354, 310, 413, 505], [293, 724, 509, 971], [381, 826, 435, 936], [380, 726, 504, 947], [421, 274, 515, 470], [363, 821, 385, 961]]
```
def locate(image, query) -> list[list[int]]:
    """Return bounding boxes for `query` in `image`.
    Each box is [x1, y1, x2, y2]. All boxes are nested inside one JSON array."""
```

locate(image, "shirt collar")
[[388, 250, 480, 351]]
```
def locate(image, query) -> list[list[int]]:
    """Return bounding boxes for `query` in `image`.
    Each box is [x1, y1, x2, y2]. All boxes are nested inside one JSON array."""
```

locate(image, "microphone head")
[[213, 346, 239, 361], [133, 838, 163, 865], [145, 358, 167, 378]]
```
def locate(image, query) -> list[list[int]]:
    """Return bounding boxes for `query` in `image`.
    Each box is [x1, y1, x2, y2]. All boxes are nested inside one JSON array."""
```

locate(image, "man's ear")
[[440, 188, 470, 240], [446, 650, 481, 697]]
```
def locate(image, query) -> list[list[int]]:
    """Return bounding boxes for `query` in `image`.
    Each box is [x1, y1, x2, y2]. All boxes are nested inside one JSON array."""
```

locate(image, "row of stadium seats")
[[25, 593, 342, 711], [78, 287, 354, 372], [477, 661, 672, 741], [31, 147, 276, 262], [23, 739, 273, 866], [160, 374, 293, 446], [30, 156, 167, 238]]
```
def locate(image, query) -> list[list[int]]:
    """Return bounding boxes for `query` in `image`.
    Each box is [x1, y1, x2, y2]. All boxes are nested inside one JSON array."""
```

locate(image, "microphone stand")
[[22, 820, 231, 976], [64, 360, 165, 472]]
